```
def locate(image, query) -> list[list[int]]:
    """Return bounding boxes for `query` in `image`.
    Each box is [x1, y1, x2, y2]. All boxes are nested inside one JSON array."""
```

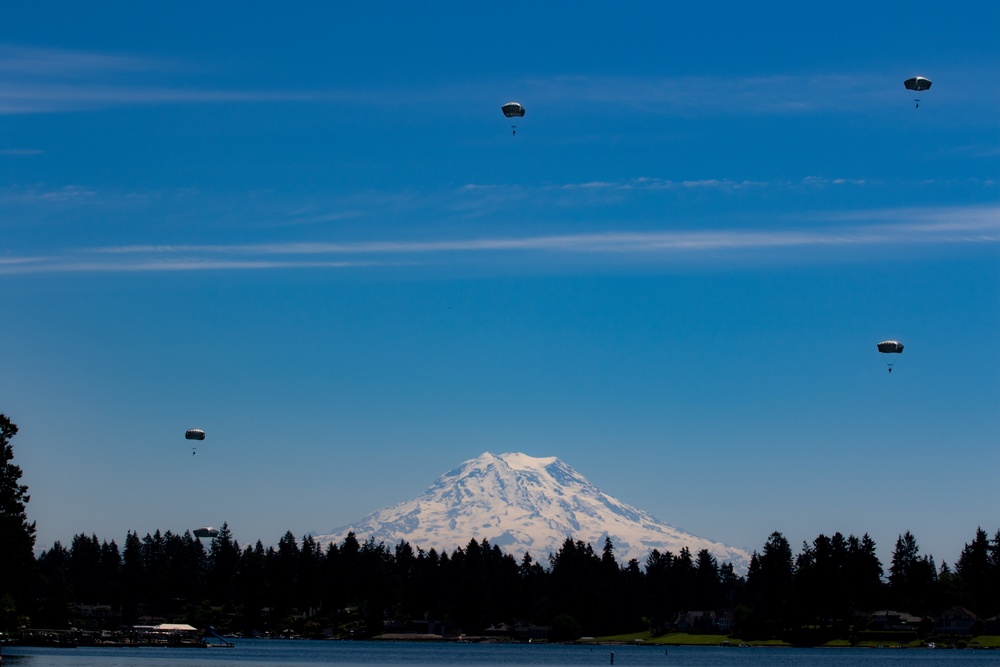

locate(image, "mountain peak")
[[315, 452, 750, 572], [497, 451, 560, 469]]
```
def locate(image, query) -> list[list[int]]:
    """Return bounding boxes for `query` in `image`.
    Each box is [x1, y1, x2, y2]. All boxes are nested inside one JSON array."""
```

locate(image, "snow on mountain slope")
[[313, 452, 751, 573]]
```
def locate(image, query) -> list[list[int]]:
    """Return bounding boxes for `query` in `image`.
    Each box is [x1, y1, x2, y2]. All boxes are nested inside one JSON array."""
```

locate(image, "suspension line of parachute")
[[185, 428, 205, 454], [904, 76, 931, 108], [501, 101, 525, 135], [877, 340, 904, 373]]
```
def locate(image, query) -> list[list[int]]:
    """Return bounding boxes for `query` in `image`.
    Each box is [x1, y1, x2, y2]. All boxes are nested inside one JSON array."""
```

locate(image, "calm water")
[[2, 639, 995, 667]]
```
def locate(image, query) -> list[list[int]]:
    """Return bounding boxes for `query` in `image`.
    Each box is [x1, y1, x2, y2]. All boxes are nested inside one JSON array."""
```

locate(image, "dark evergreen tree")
[[956, 527, 993, 616], [237, 540, 270, 632], [120, 531, 144, 622], [693, 549, 721, 611], [484, 540, 521, 625], [99, 539, 122, 609], [320, 539, 341, 614], [298, 535, 322, 615], [334, 531, 361, 607], [68, 533, 104, 603], [549, 539, 602, 633], [718, 561, 743, 610], [391, 540, 417, 621], [358, 537, 391, 636], [451, 538, 496, 631], [121, 531, 146, 623], [845, 534, 883, 612], [516, 551, 549, 625], [618, 557, 646, 632], [794, 533, 850, 628], [162, 530, 205, 603], [0, 413, 36, 626], [271, 530, 301, 615], [742, 531, 795, 637], [142, 530, 170, 612], [937, 561, 964, 615], [595, 537, 626, 633], [990, 530, 1000, 616], [410, 547, 445, 622], [207, 522, 240, 603], [888, 531, 937, 615], [34, 542, 73, 627], [448, 539, 518, 633], [670, 547, 696, 612], [643, 548, 676, 630], [600, 536, 617, 571]]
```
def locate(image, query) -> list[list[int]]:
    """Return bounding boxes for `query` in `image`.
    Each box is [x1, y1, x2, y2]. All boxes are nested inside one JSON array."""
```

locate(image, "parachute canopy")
[[904, 76, 932, 92], [877, 340, 904, 354], [185, 428, 206, 441], [193, 527, 219, 539], [501, 102, 525, 118]]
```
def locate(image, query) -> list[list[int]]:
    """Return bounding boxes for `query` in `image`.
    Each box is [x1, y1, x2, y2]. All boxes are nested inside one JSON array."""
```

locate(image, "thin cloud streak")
[[3, 206, 996, 275], [7, 44, 994, 117], [0, 44, 369, 114], [0, 258, 395, 275], [0, 83, 355, 115], [0, 45, 168, 76], [523, 74, 886, 114]]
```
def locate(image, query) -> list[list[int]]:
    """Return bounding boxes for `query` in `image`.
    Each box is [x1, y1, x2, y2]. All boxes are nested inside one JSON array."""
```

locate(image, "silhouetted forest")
[[3, 414, 998, 641], [23, 525, 1000, 641]]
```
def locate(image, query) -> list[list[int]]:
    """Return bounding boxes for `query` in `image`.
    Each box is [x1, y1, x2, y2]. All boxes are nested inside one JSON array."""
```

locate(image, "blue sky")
[[2, 2, 998, 569]]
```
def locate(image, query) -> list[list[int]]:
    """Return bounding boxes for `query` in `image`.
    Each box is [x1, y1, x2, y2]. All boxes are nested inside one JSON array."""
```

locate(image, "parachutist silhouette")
[[878, 340, 903, 375], [185, 427, 205, 455], [501, 101, 524, 136], [904, 77, 931, 109]]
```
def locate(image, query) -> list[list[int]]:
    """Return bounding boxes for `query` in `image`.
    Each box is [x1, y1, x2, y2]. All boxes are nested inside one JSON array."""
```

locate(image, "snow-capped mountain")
[[314, 452, 751, 573]]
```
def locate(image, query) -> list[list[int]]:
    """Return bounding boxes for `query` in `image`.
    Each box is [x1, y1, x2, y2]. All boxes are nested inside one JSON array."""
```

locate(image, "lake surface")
[[2, 639, 995, 667]]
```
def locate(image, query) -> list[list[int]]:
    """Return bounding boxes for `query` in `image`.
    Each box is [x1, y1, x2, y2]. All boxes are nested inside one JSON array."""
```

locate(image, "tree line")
[[18, 525, 1000, 640], [2, 414, 999, 640]]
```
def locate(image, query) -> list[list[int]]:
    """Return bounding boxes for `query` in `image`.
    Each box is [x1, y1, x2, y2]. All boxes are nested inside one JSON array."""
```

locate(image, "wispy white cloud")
[[520, 73, 889, 115], [551, 177, 772, 191], [0, 82, 346, 114], [0, 45, 168, 76], [2, 205, 996, 275], [0, 44, 367, 114], [0, 148, 43, 155], [475, 175, 867, 193], [0, 258, 390, 273], [6, 44, 995, 117]]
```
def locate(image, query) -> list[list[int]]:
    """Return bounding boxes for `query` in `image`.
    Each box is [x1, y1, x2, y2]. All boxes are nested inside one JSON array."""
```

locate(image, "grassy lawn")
[[589, 631, 652, 643], [648, 633, 733, 646], [592, 632, 1000, 649], [593, 632, 769, 646], [851, 639, 923, 648], [968, 636, 1000, 648]]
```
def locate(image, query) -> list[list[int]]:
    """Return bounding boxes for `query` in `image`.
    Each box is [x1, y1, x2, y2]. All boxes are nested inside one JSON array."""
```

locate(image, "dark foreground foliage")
[[3, 413, 999, 640], [22, 525, 1000, 641]]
